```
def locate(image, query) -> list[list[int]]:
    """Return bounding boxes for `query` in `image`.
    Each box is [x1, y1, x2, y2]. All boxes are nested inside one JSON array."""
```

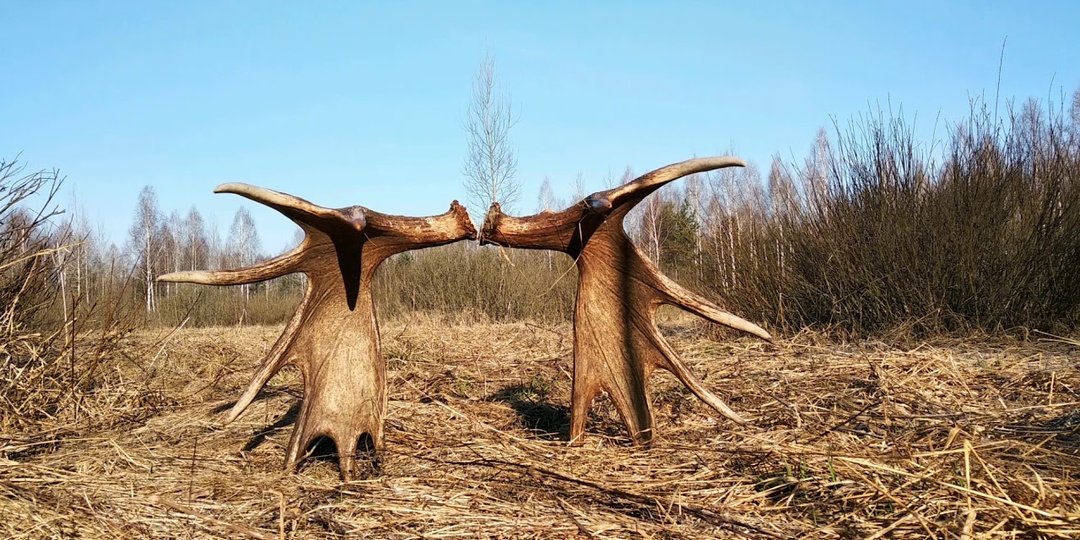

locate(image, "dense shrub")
[[700, 99, 1080, 336]]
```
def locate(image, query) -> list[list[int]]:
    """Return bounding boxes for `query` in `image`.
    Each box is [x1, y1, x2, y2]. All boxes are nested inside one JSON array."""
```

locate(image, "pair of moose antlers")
[[159, 157, 772, 480]]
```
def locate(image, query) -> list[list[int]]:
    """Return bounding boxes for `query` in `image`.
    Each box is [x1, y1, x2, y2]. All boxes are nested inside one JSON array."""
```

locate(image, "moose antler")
[[479, 157, 772, 445], [159, 184, 476, 479]]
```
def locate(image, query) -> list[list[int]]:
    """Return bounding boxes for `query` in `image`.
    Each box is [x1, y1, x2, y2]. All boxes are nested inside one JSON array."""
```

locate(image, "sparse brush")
[[0, 157, 144, 452], [373, 243, 576, 323]]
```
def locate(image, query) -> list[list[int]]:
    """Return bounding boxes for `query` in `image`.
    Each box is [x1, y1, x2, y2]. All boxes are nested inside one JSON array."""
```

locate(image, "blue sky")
[[2, 1, 1078, 254]]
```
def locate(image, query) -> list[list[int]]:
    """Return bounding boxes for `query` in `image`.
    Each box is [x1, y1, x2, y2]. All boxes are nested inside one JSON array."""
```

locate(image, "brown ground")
[[1, 316, 1078, 539]]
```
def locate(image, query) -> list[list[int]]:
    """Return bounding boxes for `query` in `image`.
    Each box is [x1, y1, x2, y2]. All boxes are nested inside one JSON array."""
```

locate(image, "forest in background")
[[3, 91, 1080, 344]]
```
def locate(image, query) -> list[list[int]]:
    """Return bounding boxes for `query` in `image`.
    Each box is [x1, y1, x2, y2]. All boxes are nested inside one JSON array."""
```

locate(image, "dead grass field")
[[2, 317, 1078, 539]]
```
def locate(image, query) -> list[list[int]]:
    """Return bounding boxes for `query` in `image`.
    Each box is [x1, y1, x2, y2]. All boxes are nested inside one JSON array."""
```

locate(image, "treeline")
[[5, 92, 1080, 338]]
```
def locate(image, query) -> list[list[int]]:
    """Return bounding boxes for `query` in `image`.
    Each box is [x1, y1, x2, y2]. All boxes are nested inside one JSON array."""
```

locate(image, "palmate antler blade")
[[480, 157, 770, 445], [158, 185, 475, 480]]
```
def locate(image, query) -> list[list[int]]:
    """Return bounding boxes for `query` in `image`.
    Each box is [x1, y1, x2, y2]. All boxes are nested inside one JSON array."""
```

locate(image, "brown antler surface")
[[479, 157, 772, 445], [159, 184, 475, 479]]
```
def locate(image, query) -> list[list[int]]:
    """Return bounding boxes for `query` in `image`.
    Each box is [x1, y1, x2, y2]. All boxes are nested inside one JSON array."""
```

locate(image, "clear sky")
[[2, 1, 1078, 254]]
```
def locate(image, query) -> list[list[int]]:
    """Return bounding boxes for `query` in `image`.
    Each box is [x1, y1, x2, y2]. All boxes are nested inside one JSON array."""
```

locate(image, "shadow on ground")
[[241, 400, 301, 452], [486, 384, 571, 441]]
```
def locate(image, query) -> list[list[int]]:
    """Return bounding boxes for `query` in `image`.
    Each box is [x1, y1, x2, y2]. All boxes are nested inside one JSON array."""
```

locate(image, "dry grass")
[[1, 317, 1078, 539]]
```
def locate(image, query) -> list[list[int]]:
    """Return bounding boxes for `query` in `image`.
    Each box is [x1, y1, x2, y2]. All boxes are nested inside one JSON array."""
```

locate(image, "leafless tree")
[[768, 155, 799, 216], [637, 187, 668, 262], [0, 158, 65, 339], [182, 205, 209, 271], [569, 171, 586, 202], [462, 53, 520, 218], [127, 186, 161, 312], [684, 173, 707, 278], [50, 218, 75, 322], [159, 210, 181, 296], [536, 177, 555, 213], [534, 177, 558, 269], [805, 127, 831, 217], [1070, 86, 1080, 128], [226, 207, 261, 301], [703, 159, 765, 289]]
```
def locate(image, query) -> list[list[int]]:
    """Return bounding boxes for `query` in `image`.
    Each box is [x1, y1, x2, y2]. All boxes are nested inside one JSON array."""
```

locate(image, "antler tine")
[[222, 290, 310, 423], [479, 203, 584, 249], [652, 269, 773, 341], [157, 244, 307, 286], [646, 327, 749, 425], [215, 183, 367, 233], [589, 157, 746, 214]]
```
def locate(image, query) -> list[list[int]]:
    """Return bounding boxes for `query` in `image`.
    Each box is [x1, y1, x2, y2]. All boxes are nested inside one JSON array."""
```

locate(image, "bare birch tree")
[[637, 188, 668, 263], [536, 177, 556, 269], [462, 53, 519, 217], [182, 205, 208, 271], [536, 176, 555, 213], [159, 210, 181, 296], [1070, 86, 1080, 128], [805, 127, 831, 218], [684, 173, 708, 280], [127, 185, 161, 312], [226, 207, 261, 301], [569, 171, 586, 202]]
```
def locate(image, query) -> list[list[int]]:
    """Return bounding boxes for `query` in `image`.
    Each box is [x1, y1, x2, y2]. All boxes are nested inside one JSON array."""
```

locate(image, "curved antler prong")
[[651, 271, 773, 341], [592, 157, 745, 215], [157, 245, 308, 286], [646, 326, 748, 425], [215, 183, 367, 235], [222, 290, 311, 423]]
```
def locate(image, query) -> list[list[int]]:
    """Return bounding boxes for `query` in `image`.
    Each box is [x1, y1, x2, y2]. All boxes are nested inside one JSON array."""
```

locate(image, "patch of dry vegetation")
[[2, 318, 1078, 539]]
